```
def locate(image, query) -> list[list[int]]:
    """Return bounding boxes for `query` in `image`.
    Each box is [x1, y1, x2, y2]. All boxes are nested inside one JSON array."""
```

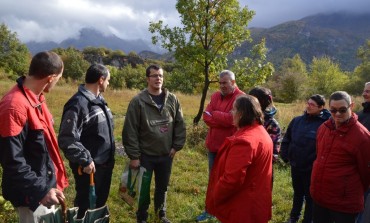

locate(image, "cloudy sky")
[[0, 0, 369, 44]]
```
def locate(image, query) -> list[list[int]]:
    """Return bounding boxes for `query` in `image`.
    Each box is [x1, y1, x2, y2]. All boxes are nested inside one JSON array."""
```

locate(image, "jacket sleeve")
[[212, 140, 252, 205], [203, 96, 233, 128], [172, 98, 186, 151], [58, 104, 92, 167], [280, 118, 294, 163], [357, 135, 370, 191], [122, 99, 141, 160], [0, 109, 49, 210]]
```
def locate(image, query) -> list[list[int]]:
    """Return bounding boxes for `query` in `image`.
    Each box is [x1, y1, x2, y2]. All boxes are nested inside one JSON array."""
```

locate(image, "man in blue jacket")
[[59, 64, 115, 219]]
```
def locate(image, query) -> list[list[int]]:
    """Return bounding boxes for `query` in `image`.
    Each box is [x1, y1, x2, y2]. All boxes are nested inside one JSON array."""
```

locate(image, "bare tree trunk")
[[193, 79, 210, 125]]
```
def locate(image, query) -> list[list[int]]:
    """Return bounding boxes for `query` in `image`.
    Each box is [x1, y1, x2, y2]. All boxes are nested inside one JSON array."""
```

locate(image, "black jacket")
[[357, 102, 370, 131], [58, 85, 115, 167], [280, 109, 331, 171]]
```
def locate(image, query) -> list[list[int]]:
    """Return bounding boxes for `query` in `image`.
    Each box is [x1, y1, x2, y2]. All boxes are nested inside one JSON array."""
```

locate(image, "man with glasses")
[[280, 94, 331, 223], [122, 64, 186, 223], [310, 91, 370, 223], [197, 70, 245, 222]]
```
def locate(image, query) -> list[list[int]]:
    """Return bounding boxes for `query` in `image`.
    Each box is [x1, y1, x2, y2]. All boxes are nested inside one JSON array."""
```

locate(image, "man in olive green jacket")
[[122, 64, 186, 223]]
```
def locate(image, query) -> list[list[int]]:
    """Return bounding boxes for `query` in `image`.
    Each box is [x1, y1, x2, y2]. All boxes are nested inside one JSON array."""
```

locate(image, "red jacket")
[[206, 124, 273, 223], [203, 87, 244, 152], [0, 77, 68, 211], [311, 113, 370, 213]]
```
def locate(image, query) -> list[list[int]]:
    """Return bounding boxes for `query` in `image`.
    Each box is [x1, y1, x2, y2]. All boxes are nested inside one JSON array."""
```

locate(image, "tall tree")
[[350, 40, 370, 94], [0, 23, 30, 77], [53, 47, 90, 81], [266, 54, 308, 102], [308, 56, 349, 97], [149, 0, 255, 124], [231, 38, 274, 91]]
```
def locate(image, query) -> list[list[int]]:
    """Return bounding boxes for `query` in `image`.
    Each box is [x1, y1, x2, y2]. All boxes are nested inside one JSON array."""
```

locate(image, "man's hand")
[[130, 159, 140, 169], [40, 188, 65, 208], [169, 148, 177, 159], [83, 161, 96, 174]]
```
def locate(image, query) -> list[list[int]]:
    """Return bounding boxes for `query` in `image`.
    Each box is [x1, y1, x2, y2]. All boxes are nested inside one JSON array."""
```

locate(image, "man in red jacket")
[[310, 91, 370, 223], [196, 70, 244, 222], [0, 51, 68, 223]]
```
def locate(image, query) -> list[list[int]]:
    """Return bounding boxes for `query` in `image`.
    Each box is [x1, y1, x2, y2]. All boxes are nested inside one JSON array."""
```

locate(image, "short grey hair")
[[365, 82, 370, 87], [329, 91, 352, 106], [219, 70, 235, 80]]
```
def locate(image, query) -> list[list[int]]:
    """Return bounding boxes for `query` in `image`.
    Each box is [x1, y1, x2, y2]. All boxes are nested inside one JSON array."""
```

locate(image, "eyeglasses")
[[363, 90, 370, 94], [329, 106, 350, 114], [148, 74, 163, 78], [306, 102, 318, 107]]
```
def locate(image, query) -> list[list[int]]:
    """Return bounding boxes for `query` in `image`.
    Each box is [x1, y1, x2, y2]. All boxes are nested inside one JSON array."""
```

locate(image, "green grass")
[[0, 78, 364, 222]]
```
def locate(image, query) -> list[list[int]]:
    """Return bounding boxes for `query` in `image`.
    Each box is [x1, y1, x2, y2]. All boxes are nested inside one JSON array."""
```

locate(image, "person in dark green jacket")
[[122, 64, 186, 223]]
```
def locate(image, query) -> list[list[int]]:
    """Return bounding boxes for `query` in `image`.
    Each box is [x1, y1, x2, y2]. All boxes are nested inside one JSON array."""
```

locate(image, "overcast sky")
[[0, 0, 369, 44]]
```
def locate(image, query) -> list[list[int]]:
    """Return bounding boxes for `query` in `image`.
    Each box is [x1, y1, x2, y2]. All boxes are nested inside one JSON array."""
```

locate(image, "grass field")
[[0, 78, 364, 223]]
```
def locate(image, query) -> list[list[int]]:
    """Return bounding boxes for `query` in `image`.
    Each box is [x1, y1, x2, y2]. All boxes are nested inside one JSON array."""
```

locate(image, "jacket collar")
[[17, 76, 45, 108], [78, 84, 106, 105], [325, 112, 358, 133]]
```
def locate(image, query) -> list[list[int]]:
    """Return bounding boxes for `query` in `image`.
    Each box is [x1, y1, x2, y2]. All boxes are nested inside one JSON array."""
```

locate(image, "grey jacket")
[[122, 89, 186, 159]]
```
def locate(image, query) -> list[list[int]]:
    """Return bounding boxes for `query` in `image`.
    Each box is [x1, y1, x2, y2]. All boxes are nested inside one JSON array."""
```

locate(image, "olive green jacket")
[[122, 89, 186, 159]]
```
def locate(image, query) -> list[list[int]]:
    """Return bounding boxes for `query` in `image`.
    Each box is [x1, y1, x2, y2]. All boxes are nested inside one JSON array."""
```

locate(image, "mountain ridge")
[[25, 12, 370, 71]]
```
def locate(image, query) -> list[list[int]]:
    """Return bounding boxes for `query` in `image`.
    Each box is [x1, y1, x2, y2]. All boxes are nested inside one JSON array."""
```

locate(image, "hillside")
[[25, 12, 370, 71], [235, 12, 370, 71]]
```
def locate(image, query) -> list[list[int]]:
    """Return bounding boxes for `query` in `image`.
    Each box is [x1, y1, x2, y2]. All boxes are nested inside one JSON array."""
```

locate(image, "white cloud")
[[0, 0, 369, 43]]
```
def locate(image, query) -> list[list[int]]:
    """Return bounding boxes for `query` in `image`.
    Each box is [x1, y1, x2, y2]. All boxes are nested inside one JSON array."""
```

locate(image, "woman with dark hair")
[[280, 94, 331, 223], [205, 95, 273, 223], [249, 87, 281, 161]]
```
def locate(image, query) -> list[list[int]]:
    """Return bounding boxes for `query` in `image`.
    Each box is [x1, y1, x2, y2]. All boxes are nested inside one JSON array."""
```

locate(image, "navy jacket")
[[280, 109, 331, 171], [58, 85, 115, 167]]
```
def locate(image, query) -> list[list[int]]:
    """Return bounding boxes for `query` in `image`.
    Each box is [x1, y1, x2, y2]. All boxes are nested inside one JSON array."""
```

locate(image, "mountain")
[[26, 28, 154, 55], [235, 12, 370, 71], [25, 12, 370, 71]]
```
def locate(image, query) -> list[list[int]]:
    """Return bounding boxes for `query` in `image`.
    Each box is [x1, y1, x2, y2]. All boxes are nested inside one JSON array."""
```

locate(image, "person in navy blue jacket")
[[280, 94, 331, 223]]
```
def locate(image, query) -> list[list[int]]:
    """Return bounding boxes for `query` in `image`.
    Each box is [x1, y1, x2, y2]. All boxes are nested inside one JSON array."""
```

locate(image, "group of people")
[[197, 70, 370, 223], [0, 51, 369, 223]]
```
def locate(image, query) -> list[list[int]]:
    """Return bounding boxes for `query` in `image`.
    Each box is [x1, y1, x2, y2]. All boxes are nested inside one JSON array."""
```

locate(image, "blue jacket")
[[58, 85, 115, 167], [280, 109, 331, 171]]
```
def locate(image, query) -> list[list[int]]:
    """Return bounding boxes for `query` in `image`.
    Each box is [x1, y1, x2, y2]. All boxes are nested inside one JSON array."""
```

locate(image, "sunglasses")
[[329, 106, 349, 114]]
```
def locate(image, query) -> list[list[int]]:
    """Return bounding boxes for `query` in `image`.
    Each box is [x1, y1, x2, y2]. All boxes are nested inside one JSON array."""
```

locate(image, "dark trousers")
[[313, 202, 358, 223], [290, 167, 313, 223], [71, 161, 114, 219], [137, 154, 173, 221]]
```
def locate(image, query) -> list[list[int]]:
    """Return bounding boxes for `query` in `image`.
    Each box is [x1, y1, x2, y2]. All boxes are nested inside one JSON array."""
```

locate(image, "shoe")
[[196, 211, 215, 222], [137, 220, 147, 223], [159, 216, 172, 223]]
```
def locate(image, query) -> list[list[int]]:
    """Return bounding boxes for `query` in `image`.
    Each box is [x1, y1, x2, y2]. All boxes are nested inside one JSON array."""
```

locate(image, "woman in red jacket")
[[205, 95, 273, 223]]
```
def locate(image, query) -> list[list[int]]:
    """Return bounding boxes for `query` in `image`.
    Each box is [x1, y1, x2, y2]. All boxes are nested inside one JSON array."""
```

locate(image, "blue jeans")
[[137, 153, 173, 221], [356, 189, 370, 223]]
